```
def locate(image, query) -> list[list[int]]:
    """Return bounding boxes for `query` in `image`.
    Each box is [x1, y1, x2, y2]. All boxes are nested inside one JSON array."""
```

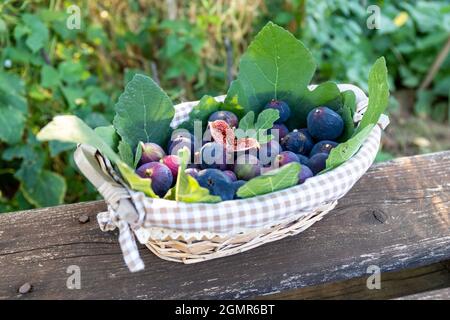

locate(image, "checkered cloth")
[[75, 84, 387, 272]]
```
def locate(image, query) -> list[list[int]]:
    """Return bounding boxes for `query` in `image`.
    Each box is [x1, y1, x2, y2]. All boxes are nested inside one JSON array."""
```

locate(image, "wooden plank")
[[395, 287, 450, 300], [0, 151, 450, 299], [257, 261, 450, 300]]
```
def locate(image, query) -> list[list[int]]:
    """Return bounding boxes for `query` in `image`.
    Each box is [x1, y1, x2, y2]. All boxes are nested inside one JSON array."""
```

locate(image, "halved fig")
[[235, 137, 260, 152], [209, 120, 235, 146], [209, 119, 260, 152]]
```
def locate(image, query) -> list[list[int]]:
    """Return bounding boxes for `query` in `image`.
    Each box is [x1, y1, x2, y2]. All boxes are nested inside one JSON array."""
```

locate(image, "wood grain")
[[395, 287, 450, 300], [1, 151, 450, 300], [257, 261, 450, 300]]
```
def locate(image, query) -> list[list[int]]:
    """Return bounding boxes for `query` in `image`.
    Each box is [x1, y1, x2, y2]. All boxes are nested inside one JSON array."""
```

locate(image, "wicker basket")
[[74, 84, 388, 271]]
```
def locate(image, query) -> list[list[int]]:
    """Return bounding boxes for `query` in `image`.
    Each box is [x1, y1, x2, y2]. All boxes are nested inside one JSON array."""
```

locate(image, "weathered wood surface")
[[258, 261, 450, 300], [395, 287, 450, 300], [1, 151, 450, 300]]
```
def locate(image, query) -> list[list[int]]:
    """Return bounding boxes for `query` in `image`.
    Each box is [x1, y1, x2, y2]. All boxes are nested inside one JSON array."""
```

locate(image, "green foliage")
[[37, 115, 121, 163], [235, 109, 279, 144], [117, 162, 158, 198], [94, 126, 119, 150], [165, 148, 221, 203], [113, 74, 175, 151], [226, 22, 315, 115], [236, 162, 300, 198], [355, 57, 390, 134], [117, 140, 134, 168], [324, 125, 375, 172], [36, 115, 158, 198], [22, 170, 66, 208], [325, 57, 389, 172]]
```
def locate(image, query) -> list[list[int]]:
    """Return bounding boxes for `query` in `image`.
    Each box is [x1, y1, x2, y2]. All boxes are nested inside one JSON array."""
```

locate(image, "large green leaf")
[[21, 170, 66, 207], [0, 71, 26, 95], [324, 124, 375, 172], [94, 125, 119, 151], [117, 162, 158, 198], [355, 57, 389, 134], [49, 141, 76, 157], [255, 109, 280, 131], [117, 140, 134, 167], [37, 115, 158, 198], [337, 90, 357, 141], [113, 74, 175, 151], [37, 115, 121, 163], [237, 111, 255, 132], [165, 148, 221, 203], [225, 22, 316, 115], [0, 105, 25, 144], [22, 14, 49, 53], [236, 162, 300, 198], [41, 65, 60, 88], [286, 81, 342, 129], [3, 144, 45, 189], [235, 109, 279, 143], [225, 23, 349, 135]]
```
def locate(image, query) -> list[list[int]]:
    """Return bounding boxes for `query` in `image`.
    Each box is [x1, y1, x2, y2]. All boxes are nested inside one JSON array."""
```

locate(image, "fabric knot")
[[96, 203, 144, 272]]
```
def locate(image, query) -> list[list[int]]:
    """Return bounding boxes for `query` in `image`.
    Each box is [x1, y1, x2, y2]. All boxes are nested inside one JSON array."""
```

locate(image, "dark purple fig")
[[139, 142, 166, 164], [208, 111, 239, 128], [265, 99, 291, 123], [136, 162, 173, 197], [168, 136, 194, 156], [307, 107, 344, 141], [197, 169, 235, 201], [233, 180, 246, 199], [295, 154, 309, 166], [281, 129, 314, 155], [310, 140, 338, 156], [269, 123, 289, 139], [298, 165, 314, 184], [307, 152, 329, 175], [272, 151, 299, 168], [223, 170, 237, 182]]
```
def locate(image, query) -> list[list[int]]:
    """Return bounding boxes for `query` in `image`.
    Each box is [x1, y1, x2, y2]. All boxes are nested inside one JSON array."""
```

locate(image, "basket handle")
[[74, 144, 145, 272]]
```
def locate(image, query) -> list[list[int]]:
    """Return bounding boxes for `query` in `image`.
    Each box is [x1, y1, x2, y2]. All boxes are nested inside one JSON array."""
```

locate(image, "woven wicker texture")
[[145, 201, 337, 263]]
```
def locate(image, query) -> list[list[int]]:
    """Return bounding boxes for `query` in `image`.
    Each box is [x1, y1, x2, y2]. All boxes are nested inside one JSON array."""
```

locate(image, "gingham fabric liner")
[[127, 125, 380, 234], [79, 84, 386, 272]]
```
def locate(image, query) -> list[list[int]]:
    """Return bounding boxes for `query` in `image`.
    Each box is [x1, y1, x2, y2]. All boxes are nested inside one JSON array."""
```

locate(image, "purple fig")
[[223, 170, 237, 182], [136, 162, 173, 197], [272, 151, 299, 168], [161, 155, 180, 181], [298, 165, 314, 184], [234, 154, 261, 180], [139, 142, 166, 164]]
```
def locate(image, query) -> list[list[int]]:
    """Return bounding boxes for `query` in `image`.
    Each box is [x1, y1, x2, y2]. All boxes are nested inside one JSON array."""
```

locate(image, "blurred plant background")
[[0, 0, 449, 212]]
